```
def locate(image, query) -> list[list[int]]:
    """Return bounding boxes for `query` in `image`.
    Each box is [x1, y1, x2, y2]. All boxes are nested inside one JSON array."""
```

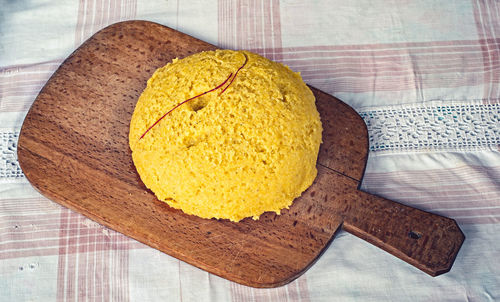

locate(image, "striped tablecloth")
[[1, 1, 499, 301]]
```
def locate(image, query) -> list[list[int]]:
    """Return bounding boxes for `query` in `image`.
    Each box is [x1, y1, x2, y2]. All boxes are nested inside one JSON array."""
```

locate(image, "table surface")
[[1, 1, 499, 301]]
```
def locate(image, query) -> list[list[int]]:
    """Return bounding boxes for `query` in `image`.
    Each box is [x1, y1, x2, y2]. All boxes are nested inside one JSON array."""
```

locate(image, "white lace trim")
[[0, 130, 25, 182], [0, 103, 499, 182], [360, 102, 500, 152]]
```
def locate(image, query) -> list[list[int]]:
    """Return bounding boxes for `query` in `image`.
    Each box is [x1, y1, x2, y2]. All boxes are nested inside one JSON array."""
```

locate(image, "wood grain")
[[17, 21, 464, 287]]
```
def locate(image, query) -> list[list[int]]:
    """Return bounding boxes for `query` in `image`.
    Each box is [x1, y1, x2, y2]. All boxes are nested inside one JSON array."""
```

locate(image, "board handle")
[[342, 189, 465, 276]]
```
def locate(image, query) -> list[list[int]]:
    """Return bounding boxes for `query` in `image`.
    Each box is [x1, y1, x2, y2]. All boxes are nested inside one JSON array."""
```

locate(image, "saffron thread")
[[139, 72, 233, 139], [139, 53, 248, 140], [219, 54, 248, 95]]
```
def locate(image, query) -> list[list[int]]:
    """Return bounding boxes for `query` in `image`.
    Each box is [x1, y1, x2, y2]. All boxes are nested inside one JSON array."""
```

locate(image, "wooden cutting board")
[[17, 21, 464, 288]]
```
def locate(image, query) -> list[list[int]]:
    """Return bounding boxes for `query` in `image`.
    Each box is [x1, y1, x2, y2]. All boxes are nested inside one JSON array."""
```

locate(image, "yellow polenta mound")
[[129, 50, 322, 222]]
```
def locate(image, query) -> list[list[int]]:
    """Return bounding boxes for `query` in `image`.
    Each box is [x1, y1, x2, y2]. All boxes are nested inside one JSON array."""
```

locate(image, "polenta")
[[129, 50, 322, 222]]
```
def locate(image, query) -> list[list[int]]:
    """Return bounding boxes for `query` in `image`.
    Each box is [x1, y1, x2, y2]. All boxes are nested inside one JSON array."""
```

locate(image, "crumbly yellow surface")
[[129, 50, 322, 222]]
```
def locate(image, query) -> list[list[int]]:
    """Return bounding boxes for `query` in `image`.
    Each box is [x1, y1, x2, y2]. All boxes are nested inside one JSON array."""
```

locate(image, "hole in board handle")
[[408, 230, 422, 240]]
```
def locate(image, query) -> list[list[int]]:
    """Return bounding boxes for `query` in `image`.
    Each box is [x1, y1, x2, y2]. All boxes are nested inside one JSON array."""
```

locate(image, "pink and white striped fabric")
[[1, 0, 499, 301]]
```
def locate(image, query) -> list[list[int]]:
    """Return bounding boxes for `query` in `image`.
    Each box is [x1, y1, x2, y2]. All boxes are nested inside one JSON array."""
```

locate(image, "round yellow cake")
[[129, 50, 322, 222]]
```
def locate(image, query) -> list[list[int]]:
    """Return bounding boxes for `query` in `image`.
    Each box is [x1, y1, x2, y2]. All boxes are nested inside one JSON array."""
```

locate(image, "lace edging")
[[0, 130, 25, 182], [360, 103, 500, 153]]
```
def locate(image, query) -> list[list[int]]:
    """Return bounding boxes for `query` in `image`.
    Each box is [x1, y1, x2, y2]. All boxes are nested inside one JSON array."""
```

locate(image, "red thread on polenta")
[[219, 54, 248, 95], [139, 72, 233, 140], [139, 54, 249, 140]]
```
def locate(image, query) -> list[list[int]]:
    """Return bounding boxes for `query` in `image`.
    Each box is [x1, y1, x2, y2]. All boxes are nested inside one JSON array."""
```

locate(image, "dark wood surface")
[[17, 21, 464, 288]]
